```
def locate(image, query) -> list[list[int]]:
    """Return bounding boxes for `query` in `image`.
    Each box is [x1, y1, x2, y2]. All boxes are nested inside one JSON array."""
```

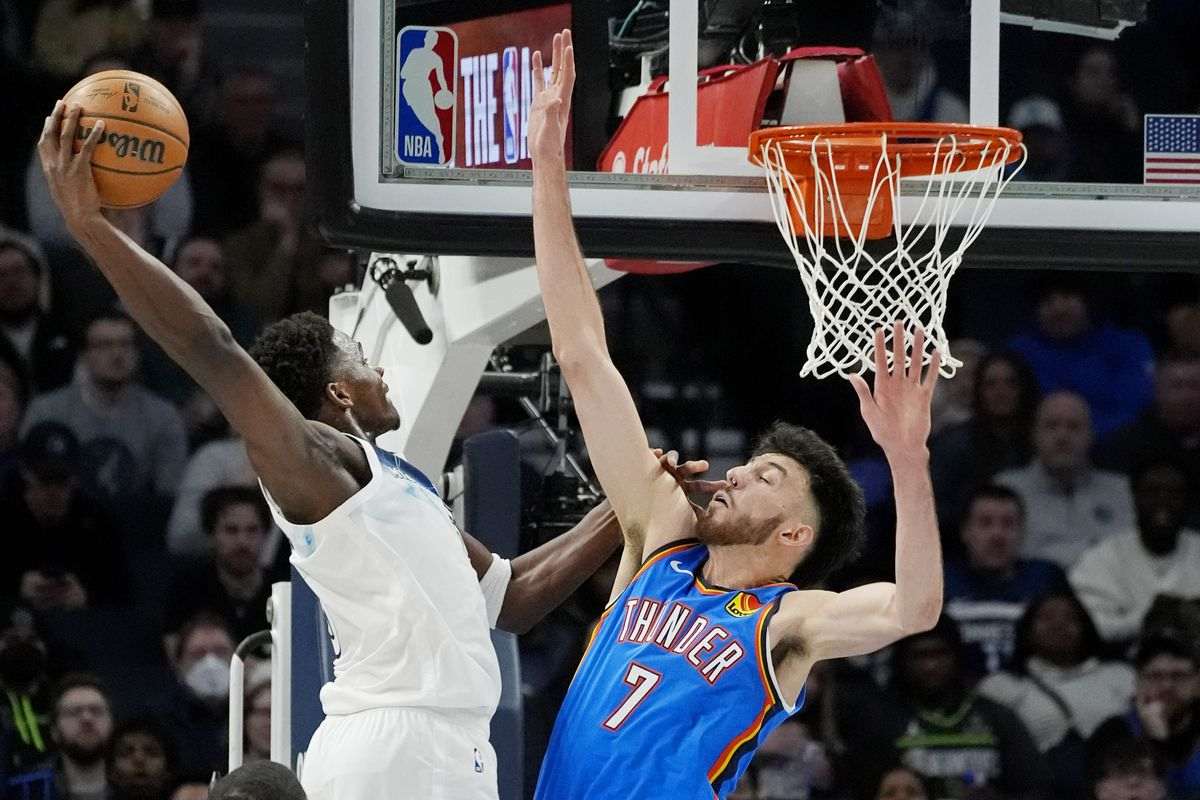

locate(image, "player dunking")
[[35, 102, 697, 800], [527, 32, 945, 798]]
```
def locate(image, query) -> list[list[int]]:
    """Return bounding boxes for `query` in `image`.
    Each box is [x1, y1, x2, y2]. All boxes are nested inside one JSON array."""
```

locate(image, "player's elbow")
[[900, 596, 943, 635], [552, 337, 607, 376]]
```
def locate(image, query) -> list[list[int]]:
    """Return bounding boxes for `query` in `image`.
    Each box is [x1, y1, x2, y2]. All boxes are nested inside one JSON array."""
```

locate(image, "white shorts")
[[298, 707, 499, 800]]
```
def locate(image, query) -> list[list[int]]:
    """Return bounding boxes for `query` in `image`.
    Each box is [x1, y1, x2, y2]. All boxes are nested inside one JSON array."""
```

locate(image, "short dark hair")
[[963, 484, 1025, 523], [84, 310, 136, 339], [1011, 588, 1103, 672], [751, 422, 865, 588], [971, 351, 1040, 421], [1135, 633, 1198, 671], [174, 611, 234, 661], [202, 486, 271, 535], [210, 761, 307, 800], [109, 717, 178, 774], [51, 672, 111, 720], [248, 312, 341, 419]]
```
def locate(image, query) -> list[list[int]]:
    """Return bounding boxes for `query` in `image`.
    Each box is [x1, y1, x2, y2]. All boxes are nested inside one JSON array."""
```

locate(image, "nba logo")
[[396, 26, 458, 166]]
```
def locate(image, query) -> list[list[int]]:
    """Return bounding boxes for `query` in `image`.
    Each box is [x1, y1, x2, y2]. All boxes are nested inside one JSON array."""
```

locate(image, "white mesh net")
[[758, 132, 1026, 379]]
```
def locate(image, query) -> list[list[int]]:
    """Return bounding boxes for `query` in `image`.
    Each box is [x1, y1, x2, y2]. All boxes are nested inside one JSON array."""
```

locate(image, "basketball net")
[[757, 132, 1026, 379]]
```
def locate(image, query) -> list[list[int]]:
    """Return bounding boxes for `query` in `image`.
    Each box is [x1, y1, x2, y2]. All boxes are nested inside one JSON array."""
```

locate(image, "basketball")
[[434, 89, 454, 110], [61, 70, 189, 208]]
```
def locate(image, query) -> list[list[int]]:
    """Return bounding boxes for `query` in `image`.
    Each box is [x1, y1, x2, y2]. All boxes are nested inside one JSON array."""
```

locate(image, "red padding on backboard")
[[604, 258, 716, 275], [597, 59, 780, 173], [838, 56, 893, 122]]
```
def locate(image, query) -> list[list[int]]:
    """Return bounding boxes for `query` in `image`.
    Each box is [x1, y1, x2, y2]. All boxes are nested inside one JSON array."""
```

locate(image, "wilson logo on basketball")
[[121, 82, 140, 112], [724, 593, 761, 618], [75, 126, 166, 165]]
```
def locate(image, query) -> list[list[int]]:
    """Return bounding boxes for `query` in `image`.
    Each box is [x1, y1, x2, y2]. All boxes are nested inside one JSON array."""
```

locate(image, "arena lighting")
[[999, 0, 1148, 39]]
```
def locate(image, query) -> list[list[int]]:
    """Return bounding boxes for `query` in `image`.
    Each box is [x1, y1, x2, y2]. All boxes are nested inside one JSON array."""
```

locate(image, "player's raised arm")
[[528, 31, 693, 553], [38, 102, 361, 523], [774, 325, 943, 687]]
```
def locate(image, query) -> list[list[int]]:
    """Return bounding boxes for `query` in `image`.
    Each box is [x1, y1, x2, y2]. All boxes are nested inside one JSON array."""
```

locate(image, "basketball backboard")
[[305, 0, 1200, 270]]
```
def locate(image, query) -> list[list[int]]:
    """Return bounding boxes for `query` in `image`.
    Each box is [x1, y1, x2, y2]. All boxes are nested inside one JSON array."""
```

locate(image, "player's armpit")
[[772, 583, 916, 666]]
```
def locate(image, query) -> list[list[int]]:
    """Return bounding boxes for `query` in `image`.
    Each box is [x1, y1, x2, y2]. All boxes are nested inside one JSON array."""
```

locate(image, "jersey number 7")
[[602, 662, 662, 731]]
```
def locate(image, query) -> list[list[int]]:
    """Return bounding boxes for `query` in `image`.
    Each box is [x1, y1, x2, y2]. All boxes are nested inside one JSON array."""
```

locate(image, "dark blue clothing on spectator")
[[944, 559, 1069, 674], [1009, 323, 1154, 437]]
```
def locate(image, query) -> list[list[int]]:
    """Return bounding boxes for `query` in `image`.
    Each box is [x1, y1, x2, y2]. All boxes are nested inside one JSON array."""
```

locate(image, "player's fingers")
[[39, 100, 62, 155], [686, 479, 728, 494], [925, 349, 943, 391], [531, 50, 544, 93], [891, 320, 905, 380], [79, 119, 104, 165], [872, 327, 887, 378], [848, 373, 872, 408], [561, 45, 576, 96], [910, 327, 926, 383], [677, 459, 710, 476], [551, 32, 561, 83], [58, 104, 81, 168]]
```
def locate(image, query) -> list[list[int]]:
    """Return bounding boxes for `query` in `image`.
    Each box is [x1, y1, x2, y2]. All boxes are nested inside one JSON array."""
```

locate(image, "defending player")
[[35, 102, 706, 800], [528, 32, 944, 798]]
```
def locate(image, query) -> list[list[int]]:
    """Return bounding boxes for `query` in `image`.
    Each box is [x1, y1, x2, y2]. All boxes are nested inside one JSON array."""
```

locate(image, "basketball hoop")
[[748, 123, 1026, 380]]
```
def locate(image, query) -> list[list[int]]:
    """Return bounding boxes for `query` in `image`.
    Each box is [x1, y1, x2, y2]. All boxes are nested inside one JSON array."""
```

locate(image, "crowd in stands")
[[2, 1, 1200, 799]]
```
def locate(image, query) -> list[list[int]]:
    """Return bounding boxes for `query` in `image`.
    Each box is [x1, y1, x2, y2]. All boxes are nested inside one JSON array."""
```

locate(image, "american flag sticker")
[[1144, 114, 1200, 185]]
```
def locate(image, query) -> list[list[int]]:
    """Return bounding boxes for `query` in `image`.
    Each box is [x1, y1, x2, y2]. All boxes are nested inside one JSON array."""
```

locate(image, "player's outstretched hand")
[[529, 29, 575, 163], [653, 448, 727, 495], [848, 322, 940, 460], [38, 101, 105, 231]]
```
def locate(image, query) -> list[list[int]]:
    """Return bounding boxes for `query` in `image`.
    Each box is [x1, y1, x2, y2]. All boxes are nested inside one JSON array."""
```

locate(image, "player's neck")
[[701, 544, 788, 589], [319, 408, 375, 443]]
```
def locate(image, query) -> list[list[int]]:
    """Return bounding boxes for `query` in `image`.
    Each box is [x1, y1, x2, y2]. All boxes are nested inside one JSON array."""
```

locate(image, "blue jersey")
[[535, 541, 804, 799]]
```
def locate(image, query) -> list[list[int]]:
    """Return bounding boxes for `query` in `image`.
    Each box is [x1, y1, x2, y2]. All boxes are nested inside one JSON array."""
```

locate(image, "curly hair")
[[751, 422, 866, 588], [247, 312, 341, 419]]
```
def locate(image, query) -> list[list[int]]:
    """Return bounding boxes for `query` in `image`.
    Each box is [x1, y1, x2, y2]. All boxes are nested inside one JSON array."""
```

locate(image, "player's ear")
[[325, 380, 354, 410], [778, 524, 813, 550]]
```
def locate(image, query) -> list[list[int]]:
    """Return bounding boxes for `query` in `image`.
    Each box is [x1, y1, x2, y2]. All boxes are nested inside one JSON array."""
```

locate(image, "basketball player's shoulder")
[[300, 420, 372, 480]]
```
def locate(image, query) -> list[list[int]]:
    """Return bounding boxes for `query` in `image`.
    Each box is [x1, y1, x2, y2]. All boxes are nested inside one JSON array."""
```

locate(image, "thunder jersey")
[[535, 541, 805, 799], [262, 435, 501, 719]]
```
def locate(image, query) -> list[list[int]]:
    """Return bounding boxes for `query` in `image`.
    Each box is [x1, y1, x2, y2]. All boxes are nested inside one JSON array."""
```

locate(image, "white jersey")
[[263, 435, 501, 719]]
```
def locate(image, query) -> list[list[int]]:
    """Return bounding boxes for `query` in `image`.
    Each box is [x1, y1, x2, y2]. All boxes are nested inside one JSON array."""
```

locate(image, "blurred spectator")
[[1009, 277, 1154, 437], [995, 392, 1136, 568], [108, 718, 176, 800], [23, 312, 188, 506], [165, 435, 287, 576], [1062, 44, 1142, 183], [242, 663, 270, 764], [930, 339, 986, 437], [161, 614, 232, 780], [872, 765, 931, 800], [1071, 459, 1200, 645], [51, 673, 115, 800], [0, 606, 51, 775], [840, 616, 1050, 799], [189, 67, 294, 236], [171, 784, 209, 800], [164, 487, 273, 645], [1007, 96, 1070, 182], [1090, 635, 1200, 799], [1098, 351, 1200, 500], [0, 340, 29, 479], [130, 0, 219, 123], [0, 230, 76, 392], [752, 717, 834, 799], [1, 422, 129, 610], [944, 485, 1069, 674], [872, 2, 967, 123], [1090, 736, 1168, 800], [978, 590, 1135, 796], [1165, 300, 1200, 357], [30, 0, 145, 81], [930, 352, 1039, 544], [208, 762, 306, 800], [222, 149, 335, 325]]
